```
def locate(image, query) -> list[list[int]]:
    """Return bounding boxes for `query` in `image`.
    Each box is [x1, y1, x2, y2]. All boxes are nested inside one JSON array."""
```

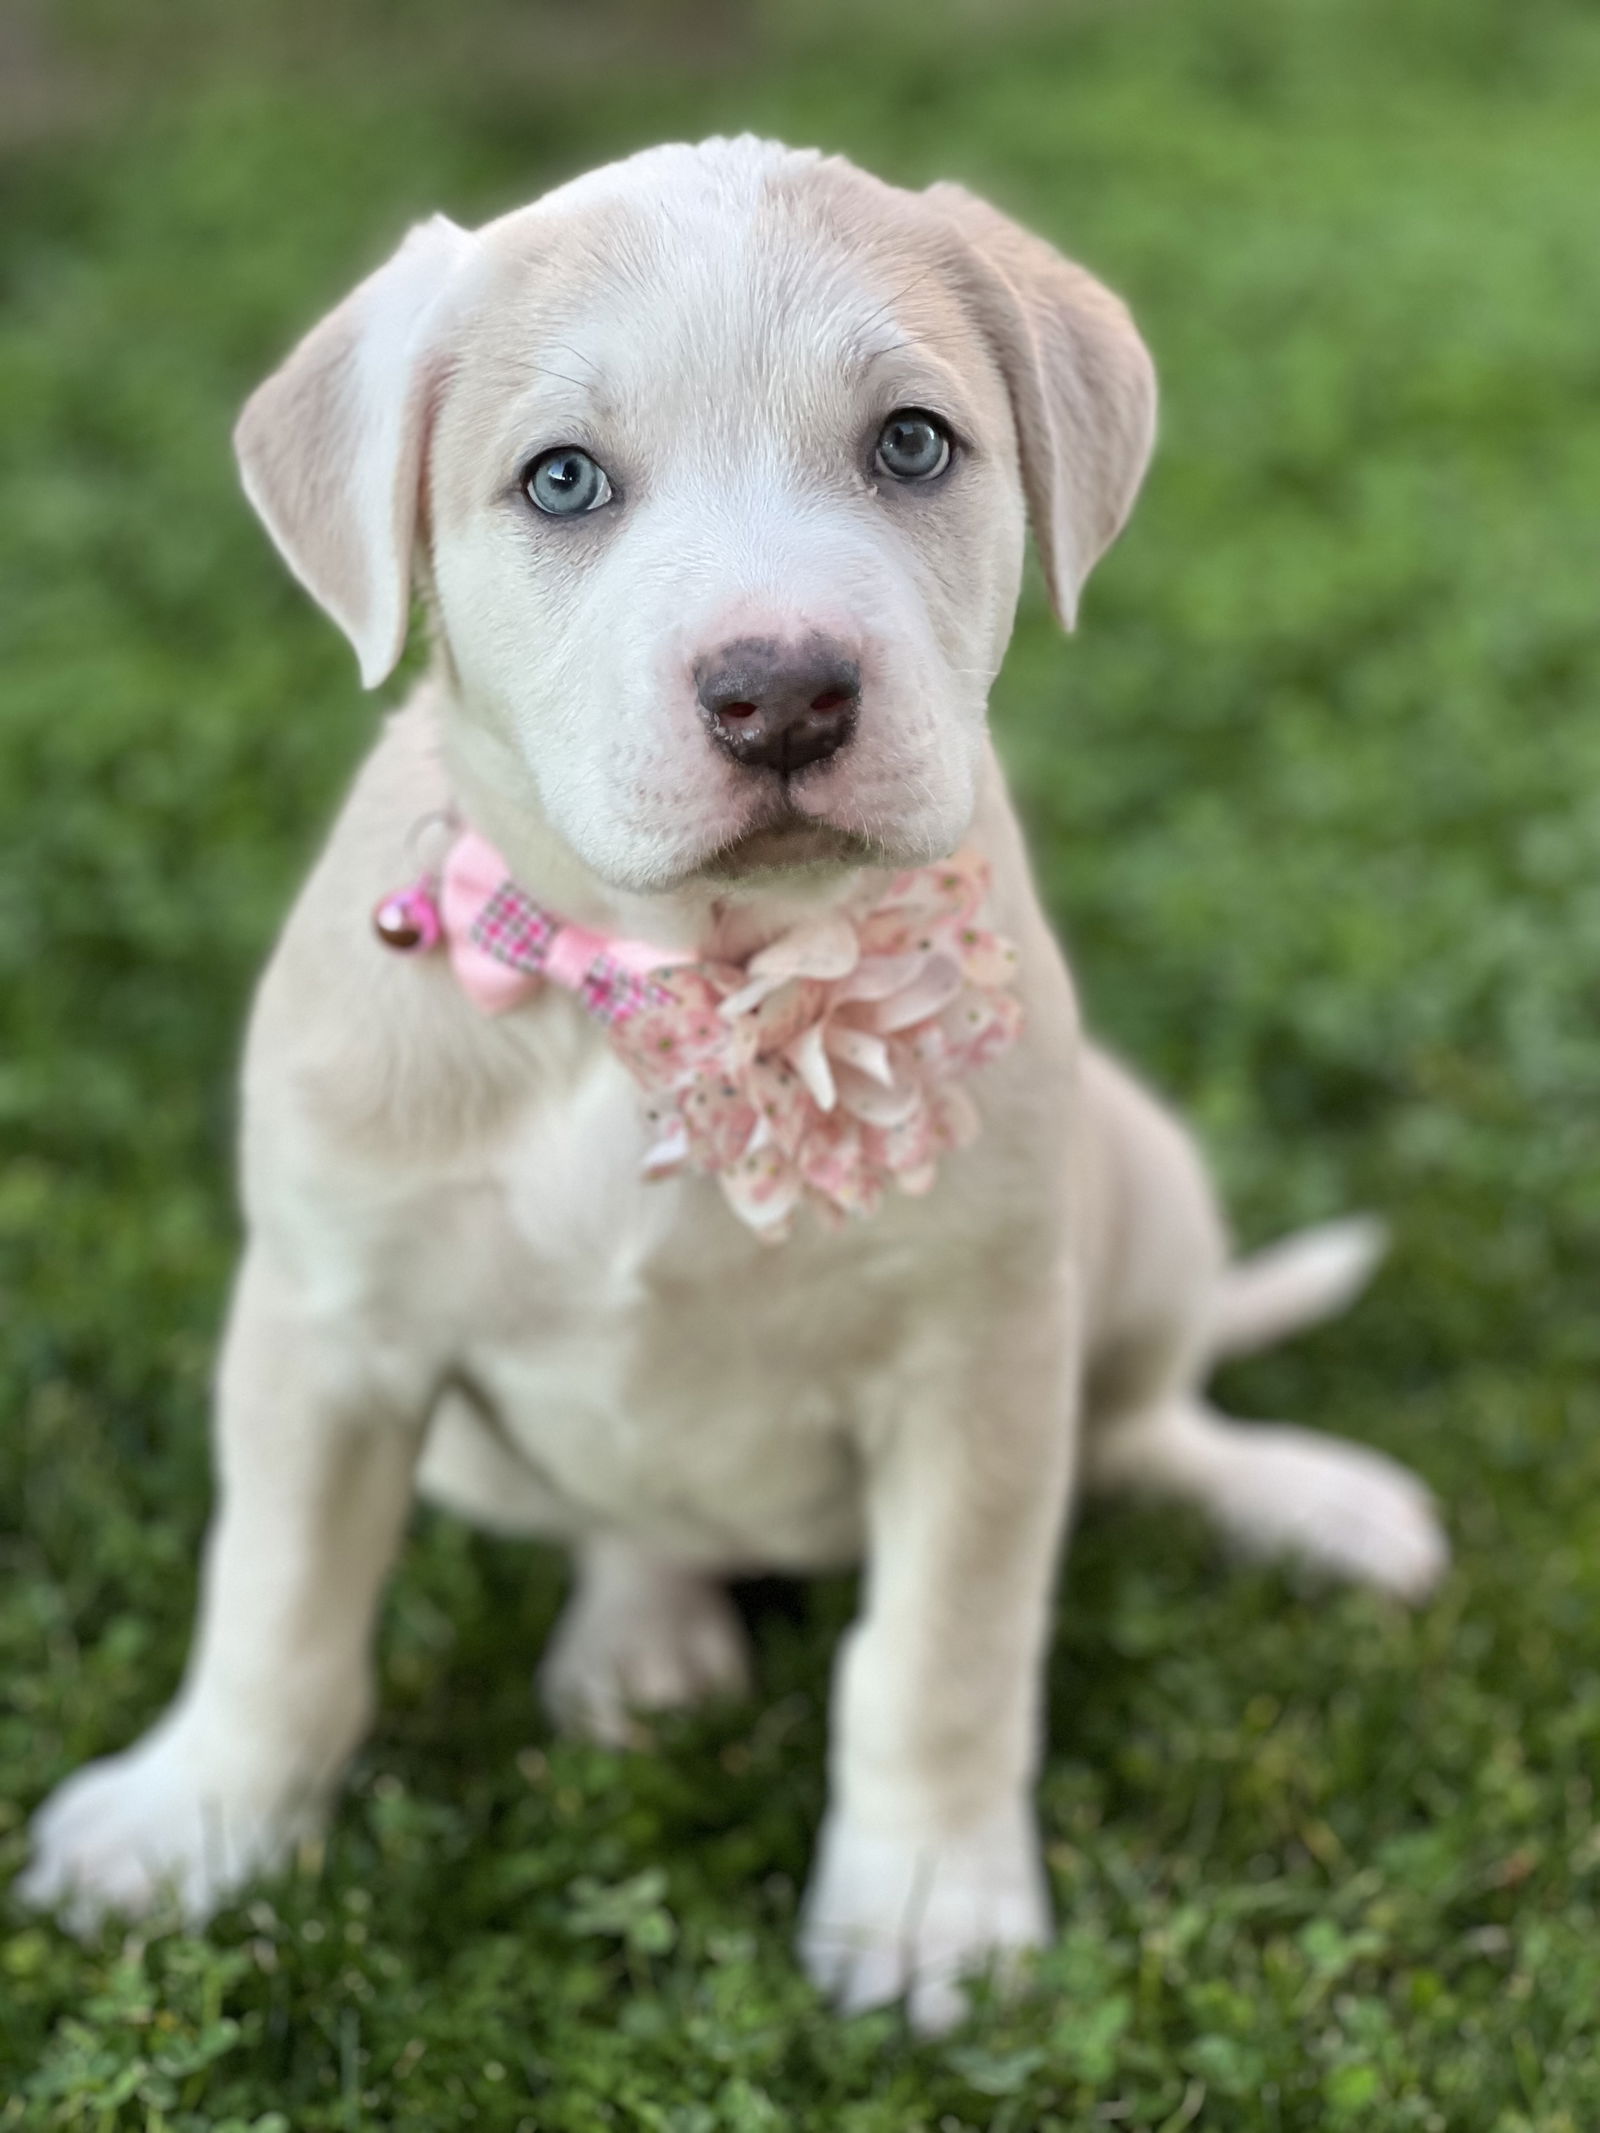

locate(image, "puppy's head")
[[235, 138, 1155, 895]]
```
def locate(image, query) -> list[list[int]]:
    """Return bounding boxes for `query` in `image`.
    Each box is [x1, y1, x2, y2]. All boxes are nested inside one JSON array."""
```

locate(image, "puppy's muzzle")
[[696, 636, 859, 775]]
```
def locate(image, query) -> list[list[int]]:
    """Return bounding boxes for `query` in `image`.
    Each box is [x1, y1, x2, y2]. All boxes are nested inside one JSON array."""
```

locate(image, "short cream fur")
[[21, 138, 1445, 2034]]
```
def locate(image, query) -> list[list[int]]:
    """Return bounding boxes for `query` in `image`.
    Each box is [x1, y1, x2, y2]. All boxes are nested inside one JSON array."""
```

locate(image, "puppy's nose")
[[696, 637, 860, 774]]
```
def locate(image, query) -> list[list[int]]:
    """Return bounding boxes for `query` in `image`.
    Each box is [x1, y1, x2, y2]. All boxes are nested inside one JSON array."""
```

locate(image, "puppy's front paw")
[[538, 1570, 752, 1748], [798, 1799, 1051, 2035], [19, 1721, 328, 1932]]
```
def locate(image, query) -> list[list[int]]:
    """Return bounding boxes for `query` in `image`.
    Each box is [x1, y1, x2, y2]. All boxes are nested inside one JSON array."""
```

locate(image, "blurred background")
[[4, 3, 1600, 2127]]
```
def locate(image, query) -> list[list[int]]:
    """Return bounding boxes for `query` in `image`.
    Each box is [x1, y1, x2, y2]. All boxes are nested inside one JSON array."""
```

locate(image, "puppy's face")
[[428, 163, 1024, 892], [236, 140, 1156, 897]]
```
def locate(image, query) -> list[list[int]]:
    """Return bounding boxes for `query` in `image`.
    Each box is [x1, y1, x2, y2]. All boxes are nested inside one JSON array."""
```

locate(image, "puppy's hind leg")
[[1085, 1394, 1448, 1603], [415, 1402, 750, 1747], [1080, 1045, 1445, 1603], [416, 1388, 578, 1539], [537, 1538, 753, 1748]]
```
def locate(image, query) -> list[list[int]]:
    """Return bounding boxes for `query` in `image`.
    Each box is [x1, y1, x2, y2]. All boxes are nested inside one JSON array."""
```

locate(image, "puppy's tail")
[[1208, 1214, 1388, 1363]]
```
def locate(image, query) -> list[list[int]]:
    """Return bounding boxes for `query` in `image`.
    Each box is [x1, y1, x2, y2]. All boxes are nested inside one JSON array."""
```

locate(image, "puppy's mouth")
[[696, 812, 880, 884]]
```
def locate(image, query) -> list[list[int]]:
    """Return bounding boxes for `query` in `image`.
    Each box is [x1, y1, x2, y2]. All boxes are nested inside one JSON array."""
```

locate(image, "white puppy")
[[22, 136, 1447, 2033]]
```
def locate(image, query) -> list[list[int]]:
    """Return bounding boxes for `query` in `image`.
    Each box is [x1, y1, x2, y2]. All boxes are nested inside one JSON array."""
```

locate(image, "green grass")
[[5, 1, 1600, 2125]]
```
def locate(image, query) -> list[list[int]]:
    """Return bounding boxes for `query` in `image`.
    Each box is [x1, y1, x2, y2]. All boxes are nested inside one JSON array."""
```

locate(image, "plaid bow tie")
[[373, 830, 688, 1023]]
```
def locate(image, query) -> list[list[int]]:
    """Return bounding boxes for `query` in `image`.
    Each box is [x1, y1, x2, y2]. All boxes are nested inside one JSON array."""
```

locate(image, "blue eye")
[[874, 409, 953, 482], [523, 447, 612, 516]]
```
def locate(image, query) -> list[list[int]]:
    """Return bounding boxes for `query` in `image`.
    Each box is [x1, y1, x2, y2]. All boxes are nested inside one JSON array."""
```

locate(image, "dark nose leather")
[[696, 637, 860, 774]]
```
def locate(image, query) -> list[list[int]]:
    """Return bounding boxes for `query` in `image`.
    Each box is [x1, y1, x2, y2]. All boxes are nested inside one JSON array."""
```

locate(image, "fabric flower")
[[609, 853, 1024, 1242]]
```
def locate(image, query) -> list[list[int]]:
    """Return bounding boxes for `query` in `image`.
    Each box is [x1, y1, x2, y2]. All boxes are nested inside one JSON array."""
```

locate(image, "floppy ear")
[[923, 183, 1157, 628], [233, 214, 479, 688]]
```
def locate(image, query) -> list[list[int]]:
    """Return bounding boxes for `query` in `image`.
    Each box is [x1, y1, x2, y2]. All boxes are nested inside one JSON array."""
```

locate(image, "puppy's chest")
[[453, 1057, 876, 1562]]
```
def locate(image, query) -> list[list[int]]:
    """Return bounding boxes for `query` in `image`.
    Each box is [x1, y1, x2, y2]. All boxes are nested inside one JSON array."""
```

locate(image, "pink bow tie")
[[374, 830, 690, 1022], [373, 828, 1023, 1242]]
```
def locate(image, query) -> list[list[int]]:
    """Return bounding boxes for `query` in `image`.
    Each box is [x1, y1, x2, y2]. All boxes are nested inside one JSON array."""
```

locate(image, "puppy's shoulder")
[[241, 685, 537, 1167]]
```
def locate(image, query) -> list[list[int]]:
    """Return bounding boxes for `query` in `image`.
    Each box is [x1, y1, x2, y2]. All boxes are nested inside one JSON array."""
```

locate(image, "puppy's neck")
[[436, 695, 878, 963]]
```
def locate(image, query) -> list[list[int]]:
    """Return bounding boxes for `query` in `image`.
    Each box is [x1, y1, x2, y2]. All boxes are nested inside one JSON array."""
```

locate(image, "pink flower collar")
[[374, 830, 1024, 1242]]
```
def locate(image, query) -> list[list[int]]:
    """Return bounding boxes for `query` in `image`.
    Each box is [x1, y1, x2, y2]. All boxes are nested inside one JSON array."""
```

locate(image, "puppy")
[[22, 136, 1446, 2032]]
